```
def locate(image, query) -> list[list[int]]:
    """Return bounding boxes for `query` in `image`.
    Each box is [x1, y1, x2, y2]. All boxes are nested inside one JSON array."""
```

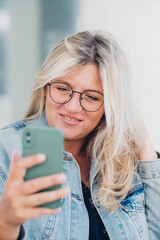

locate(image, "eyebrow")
[[53, 79, 103, 93], [54, 79, 74, 87]]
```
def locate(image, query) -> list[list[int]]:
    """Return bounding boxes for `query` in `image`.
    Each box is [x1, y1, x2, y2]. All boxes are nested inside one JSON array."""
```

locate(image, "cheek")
[[94, 106, 104, 122], [45, 96, 59, 124], [45, 98, 51, 115], [87, 109, 104, 128], [45, 94, 57, 110]]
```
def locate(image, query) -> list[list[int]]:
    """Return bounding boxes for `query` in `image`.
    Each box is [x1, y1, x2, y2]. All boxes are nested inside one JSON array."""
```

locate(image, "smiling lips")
[[60, 114, 82, 123]]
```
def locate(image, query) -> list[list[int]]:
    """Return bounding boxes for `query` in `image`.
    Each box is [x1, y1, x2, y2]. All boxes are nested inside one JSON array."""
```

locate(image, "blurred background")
[[0, 0, 160, 150]]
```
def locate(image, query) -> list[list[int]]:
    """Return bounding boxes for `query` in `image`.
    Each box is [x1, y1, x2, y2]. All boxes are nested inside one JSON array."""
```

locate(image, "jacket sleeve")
[[137, 159, 160, 240], [0, 136, 25, 240], [0, 141, 10, 196]]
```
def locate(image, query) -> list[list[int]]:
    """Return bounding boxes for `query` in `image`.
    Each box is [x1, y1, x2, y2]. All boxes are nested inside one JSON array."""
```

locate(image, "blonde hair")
[[24, 30, 146, 211]]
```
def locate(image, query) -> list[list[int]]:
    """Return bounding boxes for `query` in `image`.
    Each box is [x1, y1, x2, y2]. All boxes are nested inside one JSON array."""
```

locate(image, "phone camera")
[[26, 132, 31, 143]]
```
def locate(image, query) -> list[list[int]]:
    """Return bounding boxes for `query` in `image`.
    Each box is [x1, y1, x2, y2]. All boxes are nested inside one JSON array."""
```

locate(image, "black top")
[[82, 182, 110, 240]]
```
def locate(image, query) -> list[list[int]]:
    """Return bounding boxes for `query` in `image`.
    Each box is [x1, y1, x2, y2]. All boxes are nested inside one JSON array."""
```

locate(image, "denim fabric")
[[0, 111, 160, 240]]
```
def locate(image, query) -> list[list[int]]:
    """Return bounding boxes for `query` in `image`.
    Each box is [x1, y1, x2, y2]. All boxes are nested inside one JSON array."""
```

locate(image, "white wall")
[[4, 0, 40, 125], [79, 0, 160, 150], [0, 0, 79, 128], [1, 0, 160, 150]]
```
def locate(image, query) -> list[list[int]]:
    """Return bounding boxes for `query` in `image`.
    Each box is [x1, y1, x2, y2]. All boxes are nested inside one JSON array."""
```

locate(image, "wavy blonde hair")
[[24, 30, 146, 211]]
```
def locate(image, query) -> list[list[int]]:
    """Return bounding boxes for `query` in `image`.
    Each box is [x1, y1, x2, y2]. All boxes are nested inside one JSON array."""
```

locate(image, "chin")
[[63, 132, 83, 140], [64, 134, 78, 140]]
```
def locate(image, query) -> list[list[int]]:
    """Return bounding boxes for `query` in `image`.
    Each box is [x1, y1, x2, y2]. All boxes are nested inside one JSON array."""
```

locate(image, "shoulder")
[[0, 117, 47, 183], [0, 121, 27, 137], [0, 120, 27, 140], [0, 118, 41, 159], [0, 112, 48, 156], [0, 120, 28, 183], [0, 120, 28, 146], [0, 116, 45, 139]]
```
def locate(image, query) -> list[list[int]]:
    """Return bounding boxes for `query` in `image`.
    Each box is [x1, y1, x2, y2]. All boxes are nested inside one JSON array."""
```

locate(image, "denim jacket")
[[0, 111, 160, 240]]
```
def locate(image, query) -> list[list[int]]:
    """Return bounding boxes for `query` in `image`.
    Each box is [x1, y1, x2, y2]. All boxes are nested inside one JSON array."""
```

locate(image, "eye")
[[87, 95, 98, 101], [83, 91, 103, 103], [54, 83, 71, 92], [84, 93, 99, 101], [57, 87, 70, 92]]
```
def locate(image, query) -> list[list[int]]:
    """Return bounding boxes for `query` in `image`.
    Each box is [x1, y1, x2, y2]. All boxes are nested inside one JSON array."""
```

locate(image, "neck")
[[64, 138, 86, 160]]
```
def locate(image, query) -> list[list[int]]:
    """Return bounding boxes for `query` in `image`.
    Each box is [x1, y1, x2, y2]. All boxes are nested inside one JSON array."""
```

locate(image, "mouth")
[[60, 114, 82, 124]]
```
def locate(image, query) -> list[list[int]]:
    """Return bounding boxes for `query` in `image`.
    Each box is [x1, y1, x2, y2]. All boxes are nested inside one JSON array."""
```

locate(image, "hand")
[[0, 150, 70, 239]]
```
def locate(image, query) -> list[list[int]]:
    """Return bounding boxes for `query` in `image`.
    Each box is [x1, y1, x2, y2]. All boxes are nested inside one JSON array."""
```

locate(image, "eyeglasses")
[[47, 82, 104, 112]]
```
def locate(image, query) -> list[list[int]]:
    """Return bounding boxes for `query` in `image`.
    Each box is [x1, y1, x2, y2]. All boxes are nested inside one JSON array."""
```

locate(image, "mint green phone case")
[[23, 127, 64, 209]]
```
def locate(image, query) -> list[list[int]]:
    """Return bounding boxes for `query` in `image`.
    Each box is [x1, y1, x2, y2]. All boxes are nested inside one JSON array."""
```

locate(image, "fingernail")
[[37, 154, 46, 162]]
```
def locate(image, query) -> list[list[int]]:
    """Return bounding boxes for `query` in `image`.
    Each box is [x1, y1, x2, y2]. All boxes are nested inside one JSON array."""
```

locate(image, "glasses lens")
[[81, 91, 104, 112], [49, 82, 72, 103]]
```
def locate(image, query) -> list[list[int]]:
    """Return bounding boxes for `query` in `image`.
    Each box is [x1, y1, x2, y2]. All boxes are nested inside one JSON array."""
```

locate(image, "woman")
[[0, 31, 160, 240]]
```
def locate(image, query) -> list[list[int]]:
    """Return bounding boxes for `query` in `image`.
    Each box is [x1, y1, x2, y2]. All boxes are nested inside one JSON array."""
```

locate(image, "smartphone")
[[23, 126, 64, 209]]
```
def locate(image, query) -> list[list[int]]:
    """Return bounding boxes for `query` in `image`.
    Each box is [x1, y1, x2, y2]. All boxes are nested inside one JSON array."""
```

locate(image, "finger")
[[18, 207, 62, 221], [22, 187, 70, 207], [19, 154, 46, 169], [11, 150, 21, 165], [6, 150, 21, 183], [9, 150, 21, 176], [9, 154, 46, 181], [21, 173, 67, 195]]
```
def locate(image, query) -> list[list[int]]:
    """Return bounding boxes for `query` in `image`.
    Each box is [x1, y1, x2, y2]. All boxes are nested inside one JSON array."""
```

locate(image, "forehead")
[[56, 64, 103, 92]]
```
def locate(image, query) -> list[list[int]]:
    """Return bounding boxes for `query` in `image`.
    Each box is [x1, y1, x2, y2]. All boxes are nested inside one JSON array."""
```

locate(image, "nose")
[[64, 92, 83, 112]]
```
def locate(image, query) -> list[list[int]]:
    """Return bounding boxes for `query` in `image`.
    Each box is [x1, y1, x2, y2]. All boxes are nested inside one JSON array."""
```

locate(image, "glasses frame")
[[47, 81, 104, 112]]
